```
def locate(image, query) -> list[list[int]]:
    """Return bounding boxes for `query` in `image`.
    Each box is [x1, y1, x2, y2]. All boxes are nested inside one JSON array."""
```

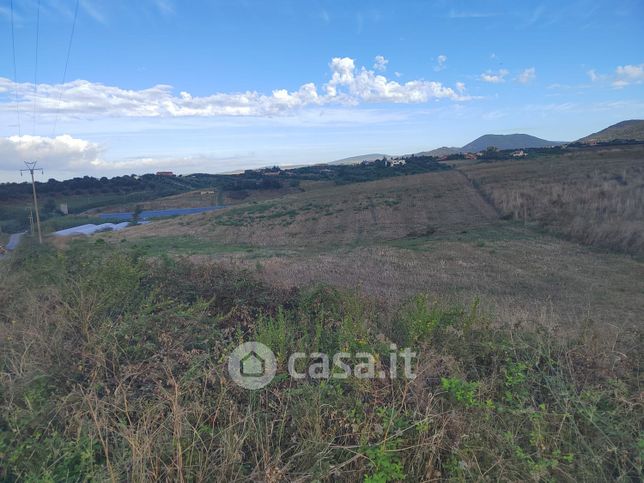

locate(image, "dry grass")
[[214, 226, 644, 330], [89, 184, 312, 214], [121, 171, 499, 248], [462, 145, 644, 255], [1, 244, 641, 481], [108, 162, 644, 330]]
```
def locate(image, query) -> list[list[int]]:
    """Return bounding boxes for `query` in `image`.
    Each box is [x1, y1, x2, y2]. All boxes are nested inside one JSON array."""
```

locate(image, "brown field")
[[462, 144, 644, 255], [122, 171, 498, 247], [108, 147, 644, 329], [222, 227, 644, 329]]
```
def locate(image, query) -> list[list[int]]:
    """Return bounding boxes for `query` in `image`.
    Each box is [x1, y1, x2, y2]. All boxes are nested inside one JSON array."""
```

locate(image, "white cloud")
[[516, 67, 536, 84], [373, 55, 388, 72], [480, 69, 509, 83], [87, 153, 243, 171], [455, 82, 466, 93], [587, 69, 600, 82], [434, 54, 447, 71], [587, 64, 644, 88], [325, 57, 468, 103], [0, 57, 469, 121], [613, 64, 644, 88], [0, 135, 104, 171]]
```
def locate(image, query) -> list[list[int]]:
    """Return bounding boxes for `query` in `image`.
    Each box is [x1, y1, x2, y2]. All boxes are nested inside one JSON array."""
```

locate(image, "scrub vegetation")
[[0, 240, 642, 481], [463, 144, 644, 256]]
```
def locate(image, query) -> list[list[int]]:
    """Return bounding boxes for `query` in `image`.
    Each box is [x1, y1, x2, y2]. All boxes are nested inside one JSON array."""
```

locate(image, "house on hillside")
[[386, 158, 406, 167], [464, 153, 478, 160], [511, 150, 527, 157]]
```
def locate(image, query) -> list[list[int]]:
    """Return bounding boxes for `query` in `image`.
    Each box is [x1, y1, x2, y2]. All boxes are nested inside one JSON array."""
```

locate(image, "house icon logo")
[[228, 341, 276, 389], [241, 350, 265, 376]]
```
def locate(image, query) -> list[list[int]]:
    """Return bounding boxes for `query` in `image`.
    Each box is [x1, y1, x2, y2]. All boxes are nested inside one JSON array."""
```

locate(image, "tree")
[[132, 204, 144, 224], [42, 198, 57, 215]]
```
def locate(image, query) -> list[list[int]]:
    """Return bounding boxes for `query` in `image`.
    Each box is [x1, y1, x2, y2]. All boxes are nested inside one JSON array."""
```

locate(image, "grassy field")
[[226, 224, 644, 330], [3, 145, 643, 481], [109, 153, 644, 330], [120, 171, 499, 248], [1, 240, 641, 481], [461, 144, 644, 255]]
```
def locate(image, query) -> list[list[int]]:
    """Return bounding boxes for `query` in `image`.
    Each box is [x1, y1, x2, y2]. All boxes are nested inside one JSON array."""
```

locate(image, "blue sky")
[[1, 0, 643, 181]]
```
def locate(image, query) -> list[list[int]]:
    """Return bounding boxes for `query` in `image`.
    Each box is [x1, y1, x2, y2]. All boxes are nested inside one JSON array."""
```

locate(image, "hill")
[[577, 119, 644, 142], [416, 146, 460, 157], [417, 134, 565, 157], [328, 153, 390, 165], [460, 134, 565, 152], [113, 146, 644, 327]]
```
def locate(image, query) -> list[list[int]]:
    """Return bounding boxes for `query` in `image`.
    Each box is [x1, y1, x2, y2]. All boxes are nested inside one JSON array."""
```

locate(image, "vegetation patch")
[[121, 235, 253, 256], [1, 241, 641, 481]]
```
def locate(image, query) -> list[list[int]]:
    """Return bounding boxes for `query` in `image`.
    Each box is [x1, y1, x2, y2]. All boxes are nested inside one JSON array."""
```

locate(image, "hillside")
[[3, 240, 641, 481], [416, 146, 460, 157], [112, 146, 644, 328], [460, 134, 565, 152], [329, 153, 390, 165], [418, 134, 565, 156], [577, 119, 644, 142], [4, 146, 644, 482]]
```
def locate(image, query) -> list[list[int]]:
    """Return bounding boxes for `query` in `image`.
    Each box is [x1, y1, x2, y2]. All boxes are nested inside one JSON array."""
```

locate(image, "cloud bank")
[[0, 57, 469, 121], [0, 135, 103, 171], [587, 64, 644, 88], [480, 69, 509, 83]]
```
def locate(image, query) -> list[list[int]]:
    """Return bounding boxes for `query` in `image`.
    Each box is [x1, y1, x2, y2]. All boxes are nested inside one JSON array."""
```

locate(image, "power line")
[[10, 0, 21, 137], [33, 0, 41, 136], [51, 0, 80, 137]]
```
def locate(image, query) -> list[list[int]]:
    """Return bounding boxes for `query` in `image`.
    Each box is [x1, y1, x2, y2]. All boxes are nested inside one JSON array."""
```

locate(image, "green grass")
[[119, 235, 254, 256], [1, 240, 641, 481], [372, 222, 538, 251]]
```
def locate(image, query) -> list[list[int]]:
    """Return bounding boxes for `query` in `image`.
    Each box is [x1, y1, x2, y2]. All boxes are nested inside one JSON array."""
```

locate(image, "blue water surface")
[[98, 206, 225, 221]]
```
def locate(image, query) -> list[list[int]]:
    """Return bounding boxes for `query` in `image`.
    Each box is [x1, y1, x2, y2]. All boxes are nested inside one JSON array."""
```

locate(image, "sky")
[[0, 0, 643, 182]]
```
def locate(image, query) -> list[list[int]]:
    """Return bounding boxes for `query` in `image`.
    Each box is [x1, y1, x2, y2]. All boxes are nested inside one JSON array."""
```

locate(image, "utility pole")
[[28, 207, 34, 235], [21, 161, 44, 244]]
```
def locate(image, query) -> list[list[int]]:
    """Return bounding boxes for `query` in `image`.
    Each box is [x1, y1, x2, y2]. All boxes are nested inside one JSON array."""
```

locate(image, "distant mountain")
[[577, 120, 644, 143], [329, 153, 389, 165], [460, 134, 566, 153], [417, 134, 565, 157], [416, 146, 461, 157]]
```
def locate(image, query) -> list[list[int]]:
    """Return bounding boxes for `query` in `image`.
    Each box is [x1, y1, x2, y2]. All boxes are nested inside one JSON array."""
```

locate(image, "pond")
[[97, 205, 226, 221]]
